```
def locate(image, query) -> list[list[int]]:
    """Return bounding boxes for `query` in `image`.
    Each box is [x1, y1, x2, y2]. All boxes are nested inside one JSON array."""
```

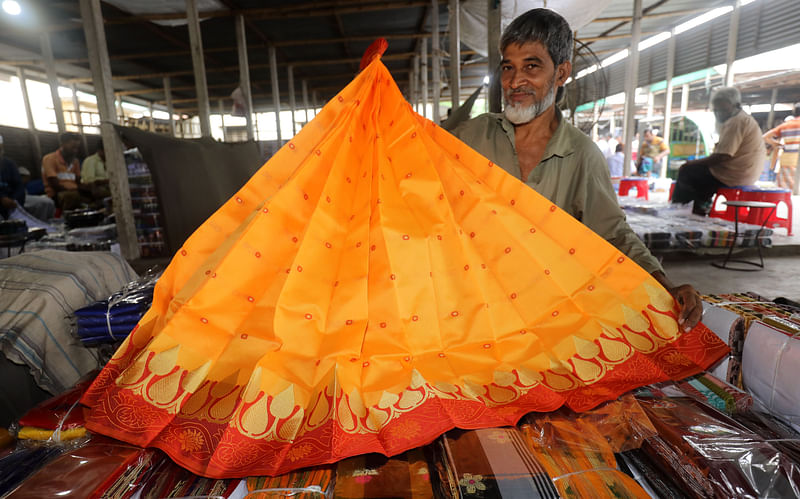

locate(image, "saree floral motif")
[[81, 42, 727, 478]]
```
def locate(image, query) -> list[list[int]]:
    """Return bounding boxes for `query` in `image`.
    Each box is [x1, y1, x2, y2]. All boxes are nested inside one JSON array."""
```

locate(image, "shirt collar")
[[494, 107, 574, 161]]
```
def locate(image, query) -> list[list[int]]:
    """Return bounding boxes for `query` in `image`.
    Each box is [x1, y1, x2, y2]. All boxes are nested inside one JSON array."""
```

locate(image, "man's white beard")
[[503, 79, 557, 125]]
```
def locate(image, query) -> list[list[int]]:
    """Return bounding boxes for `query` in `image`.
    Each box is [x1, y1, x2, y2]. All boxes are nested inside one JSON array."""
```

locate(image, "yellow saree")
[[81, 42, 727, 478]]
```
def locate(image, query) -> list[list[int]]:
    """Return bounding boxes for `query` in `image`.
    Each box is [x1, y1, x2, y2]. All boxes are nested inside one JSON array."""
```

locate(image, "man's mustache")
[[505, 87, 536, 97]]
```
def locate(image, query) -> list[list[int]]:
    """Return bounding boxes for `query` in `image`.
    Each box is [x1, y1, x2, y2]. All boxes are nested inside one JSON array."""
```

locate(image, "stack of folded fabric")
[[427, 397, 657, 498], [73, 271, 161, 345]]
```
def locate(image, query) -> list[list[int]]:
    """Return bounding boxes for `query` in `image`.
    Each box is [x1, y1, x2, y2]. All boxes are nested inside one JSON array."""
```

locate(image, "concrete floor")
[[663, 253, 800, 301]]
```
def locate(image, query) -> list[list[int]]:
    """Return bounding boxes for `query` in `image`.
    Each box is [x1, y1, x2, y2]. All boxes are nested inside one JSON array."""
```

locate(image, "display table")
[[712, 200, 776, 271]]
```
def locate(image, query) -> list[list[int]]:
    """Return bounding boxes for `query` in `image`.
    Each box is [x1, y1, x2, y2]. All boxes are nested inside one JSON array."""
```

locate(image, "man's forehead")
[[501, 41, 550, 60]]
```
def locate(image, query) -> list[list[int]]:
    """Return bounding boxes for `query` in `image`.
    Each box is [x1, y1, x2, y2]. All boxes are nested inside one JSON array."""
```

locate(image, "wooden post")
[[235, 14, 255, 141], [116, 96, 125, 123], [724, 0, 741, 87], [148, 102, 155, 132], [17, 67, 42, 166], [187, 0, 211, 137], [622, 0, 642, 173], [312, 91, 319, 118], [40, 32, 67, 133], [487, 0, 502, 113], [163, 76, 175, 137], [448, 0, 460, 111], [288, 65, 297, 136], [79, 0, 140, 260], [414, 54, 421, 113], [766, 87, 779, 130], [431, 0, 441, 122], [420, 41, 428, 118], [218, 99, 227, 141], [662, 31, 676, 178], [269, 45, 282, 143], [302, 79, 310, 125], [70, 84, 88, 153]]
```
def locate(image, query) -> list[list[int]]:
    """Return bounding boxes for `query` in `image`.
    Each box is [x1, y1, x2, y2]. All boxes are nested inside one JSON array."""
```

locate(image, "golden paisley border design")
[[104, 289, 718, 442]]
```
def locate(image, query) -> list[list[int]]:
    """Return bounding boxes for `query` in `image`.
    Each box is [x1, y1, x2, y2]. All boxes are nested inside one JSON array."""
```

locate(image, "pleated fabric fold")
[[81, 52, 728, 478]]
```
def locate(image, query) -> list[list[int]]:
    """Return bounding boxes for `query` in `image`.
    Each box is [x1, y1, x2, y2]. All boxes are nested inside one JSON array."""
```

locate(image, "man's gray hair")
[[711, 87, 742, 107], [500, 9, 573, 66]]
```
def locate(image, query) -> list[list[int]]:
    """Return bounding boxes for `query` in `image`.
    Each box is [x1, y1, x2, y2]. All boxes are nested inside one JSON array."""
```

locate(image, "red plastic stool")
[[618, 177, 648, 200], [740, 187, 793, 235], [710, 187, 745, 221]]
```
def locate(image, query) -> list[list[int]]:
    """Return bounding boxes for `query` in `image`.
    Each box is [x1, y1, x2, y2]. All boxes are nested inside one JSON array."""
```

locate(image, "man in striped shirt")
[[764, 103, 800, 194]]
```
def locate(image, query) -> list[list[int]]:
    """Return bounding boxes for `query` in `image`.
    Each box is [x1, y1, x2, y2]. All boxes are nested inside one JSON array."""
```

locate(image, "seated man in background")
[[42, 132, 86, 211], [18, 167, 56, 221], [0, 135, 25, 219], [607, 143, 634, 178], [671, 87, 765, 215], [451, 8, 702, 331], [80, 140, 110, 203], [636, 128, 669, 177]]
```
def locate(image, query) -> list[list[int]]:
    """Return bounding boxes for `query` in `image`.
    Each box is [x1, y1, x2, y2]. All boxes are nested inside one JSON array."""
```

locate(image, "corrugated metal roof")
[[0, 0, 795, 114]]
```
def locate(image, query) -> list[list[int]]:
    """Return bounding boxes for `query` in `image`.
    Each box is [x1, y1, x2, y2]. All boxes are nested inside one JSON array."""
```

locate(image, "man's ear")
[[555, 60, 572, 86]]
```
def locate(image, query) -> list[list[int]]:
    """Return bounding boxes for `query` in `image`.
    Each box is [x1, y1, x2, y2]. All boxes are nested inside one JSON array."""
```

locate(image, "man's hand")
[[651, 271, 703, 331], [0, 197, 17, 210], [668, 284, 703, 332]]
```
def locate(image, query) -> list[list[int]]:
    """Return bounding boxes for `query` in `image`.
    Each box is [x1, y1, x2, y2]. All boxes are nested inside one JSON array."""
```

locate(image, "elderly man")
[[452, 8, 702, 330], [671, 87, 765, 215]]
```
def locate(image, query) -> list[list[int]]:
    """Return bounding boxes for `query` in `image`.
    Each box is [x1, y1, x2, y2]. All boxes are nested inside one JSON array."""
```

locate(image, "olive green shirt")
[[451, 111, 663, 275]]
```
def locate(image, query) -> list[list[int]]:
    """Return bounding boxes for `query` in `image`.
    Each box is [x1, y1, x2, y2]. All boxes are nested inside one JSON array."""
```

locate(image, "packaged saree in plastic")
[[80, 40, 727, 478], [519, 398, 652, 499], [6, 436, 151, 499], [637, 396, 800, 498], [333, 449, 433, 498], [429, 427, 560, 498], [245, 465, 333, 498]]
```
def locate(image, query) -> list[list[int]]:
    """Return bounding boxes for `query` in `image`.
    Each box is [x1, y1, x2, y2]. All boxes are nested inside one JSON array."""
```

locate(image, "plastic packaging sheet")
[[734, 408, 800, 465], [332, 449, 433, 498], [637, 396, 800, 498], [245, 466, 334, 498], [5, 436, 151, 499], [72, 269, 162, 345], [522, 394, 657, 454]]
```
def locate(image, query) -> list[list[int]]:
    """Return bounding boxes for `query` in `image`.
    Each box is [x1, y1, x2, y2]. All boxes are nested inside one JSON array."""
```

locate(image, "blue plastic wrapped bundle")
[[73, 270, 162, 345]]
